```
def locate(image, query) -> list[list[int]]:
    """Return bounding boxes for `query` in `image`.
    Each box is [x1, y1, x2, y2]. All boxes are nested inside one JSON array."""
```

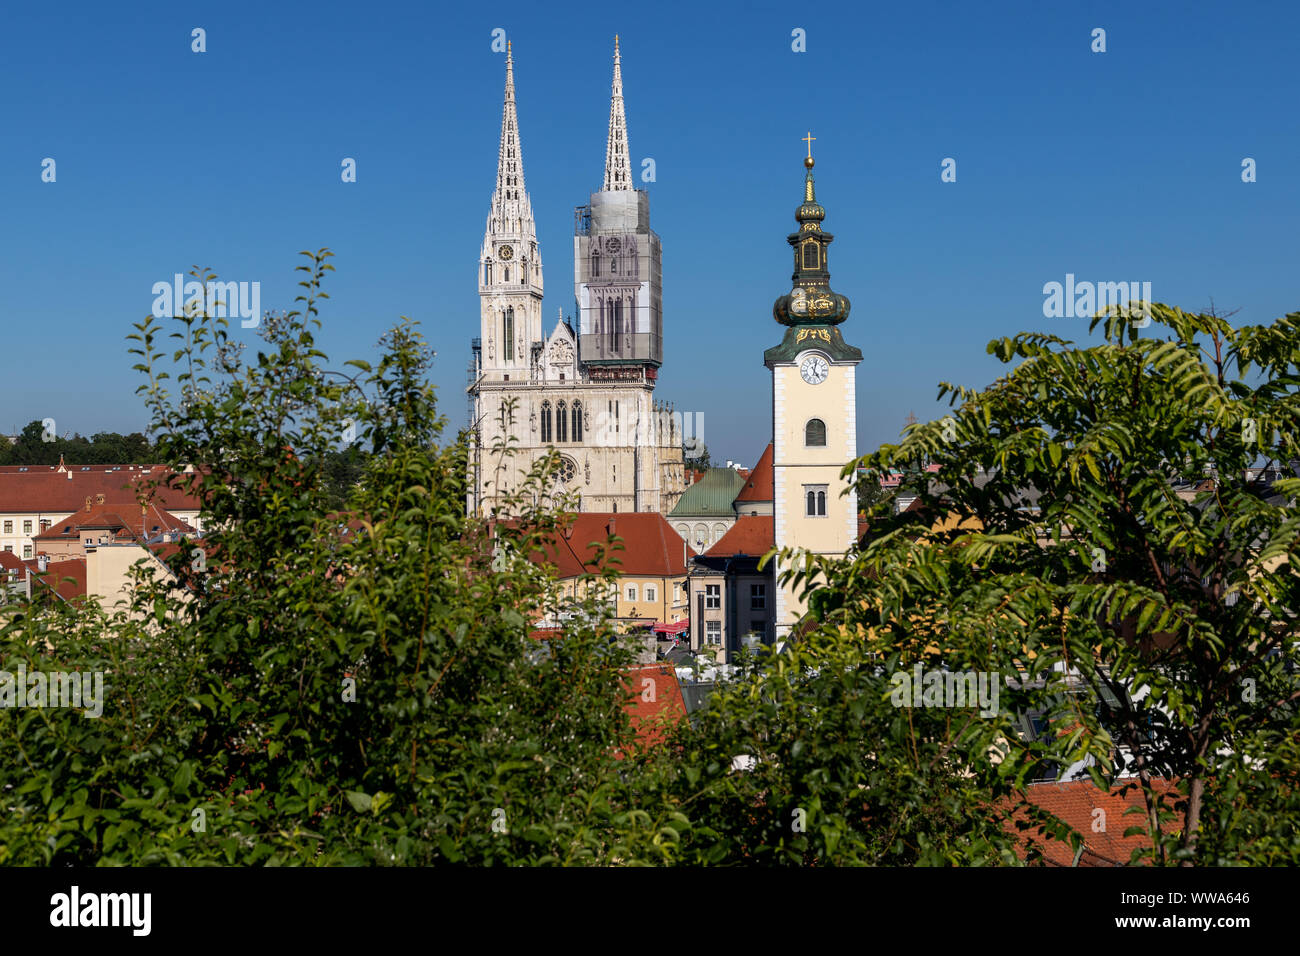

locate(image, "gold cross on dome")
[[803, 131, 816, 160]]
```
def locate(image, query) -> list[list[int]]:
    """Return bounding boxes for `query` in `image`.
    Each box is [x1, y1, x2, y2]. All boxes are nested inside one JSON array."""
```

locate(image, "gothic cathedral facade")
[[765, 149, 863, 636], [468, 39, 685, 516]]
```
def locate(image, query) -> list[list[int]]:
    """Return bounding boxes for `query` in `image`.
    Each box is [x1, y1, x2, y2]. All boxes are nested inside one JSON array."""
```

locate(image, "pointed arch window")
[[484, 261, 493, 285], [541, 401, 552, 443], [572, 402, 583, 442], [503, 307, 515, 362], [805, 418, 827, 447], [557, 401, 568, 442], [504, 266, 510, 283]]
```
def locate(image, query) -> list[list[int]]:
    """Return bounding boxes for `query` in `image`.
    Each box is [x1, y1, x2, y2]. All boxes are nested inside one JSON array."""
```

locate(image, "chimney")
[[37, 554, 48, 572]]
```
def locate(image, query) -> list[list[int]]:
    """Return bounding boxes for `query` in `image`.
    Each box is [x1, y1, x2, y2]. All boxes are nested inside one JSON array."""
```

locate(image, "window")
[[626, 584, 638, 602], [2, 545, 11, 553], [557, 401, 568, 442], [673, 581, 680, 601], [751, 620, 766, 639], [23, 520, 32, 534], [705, 584, 720, 609], [572, 402, 583, 442], [503, 307, 514, 362], [646, 585, 656, 602], [804, 485, 827, 517], [22, 545, 32, 559], [541, 401, 552, 443], [802, 241, 819, 270], [504, 266, 510, 283], [751, 584, 766, 610], [706, 621, 722, 645], [805, 418, 827, 447], [2, 521, 10, 534]]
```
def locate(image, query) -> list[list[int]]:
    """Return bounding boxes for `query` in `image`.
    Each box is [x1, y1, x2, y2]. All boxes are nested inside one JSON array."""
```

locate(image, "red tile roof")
[[621, 663, 689, 750], [734, 444, 774, 503], [534, 513, 688, 578], [29, 558, 88, 603], [0, 467, 201, 515], [705, 515, 774, 557], [34, 500, 193, 543], [1007, 778, 1180, 866]]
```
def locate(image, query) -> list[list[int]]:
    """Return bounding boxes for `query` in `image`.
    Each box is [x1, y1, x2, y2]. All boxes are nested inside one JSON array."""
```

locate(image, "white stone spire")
[[479, 41, 542, 380], [496, 41, 526, 203], [602, 35, 634, 191]]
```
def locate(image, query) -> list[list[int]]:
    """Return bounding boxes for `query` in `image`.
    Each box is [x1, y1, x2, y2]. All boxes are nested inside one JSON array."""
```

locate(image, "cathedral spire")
[[602, 35, 634, 191], [496, 40, 525, 202]]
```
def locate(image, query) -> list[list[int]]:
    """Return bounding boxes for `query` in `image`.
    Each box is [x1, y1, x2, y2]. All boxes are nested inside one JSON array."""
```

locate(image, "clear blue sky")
[[1, 0, 1297, 468]]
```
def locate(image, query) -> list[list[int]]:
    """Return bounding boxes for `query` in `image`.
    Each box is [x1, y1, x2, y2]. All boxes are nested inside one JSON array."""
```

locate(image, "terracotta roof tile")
[[0, 468, 201, 515], [29, 558, 88, 603], [705, 516, 774, 557], [621, 663, 688, 750], [1006, 778, 1180, 866], [734, 444, 774, 503], [34, 500, 193, 542], [534, 513, 689, 578]]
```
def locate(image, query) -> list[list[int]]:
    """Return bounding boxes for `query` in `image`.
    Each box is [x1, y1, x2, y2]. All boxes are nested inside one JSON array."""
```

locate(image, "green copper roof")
[[772, 157, 851, 327], [668, 467, 748, 518], [764, 324, 863, 365]]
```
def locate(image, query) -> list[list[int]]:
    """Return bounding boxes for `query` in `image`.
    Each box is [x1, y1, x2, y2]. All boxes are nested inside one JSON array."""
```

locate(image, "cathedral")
[[467, 39, 685, 516]]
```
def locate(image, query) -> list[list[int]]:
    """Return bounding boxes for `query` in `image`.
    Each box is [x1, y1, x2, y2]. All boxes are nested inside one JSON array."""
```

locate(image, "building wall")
[[686, 568, 775, 661], [555, 572, 689, 626], [772, 353, 858, 632], [0, 507, 202, 560], [672, 515, 735, 553], [472, 381, 684, 516]]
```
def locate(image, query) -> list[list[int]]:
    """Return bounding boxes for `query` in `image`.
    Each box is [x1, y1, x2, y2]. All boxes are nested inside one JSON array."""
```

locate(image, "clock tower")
[[479, 41, 544, 383], [764, 139, 863, 636]]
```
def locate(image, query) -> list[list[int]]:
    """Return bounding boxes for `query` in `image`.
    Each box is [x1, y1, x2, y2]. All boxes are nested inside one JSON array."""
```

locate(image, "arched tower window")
[[817, 490, 827, 515], [557, 401, 568, 442], [504, 266, 510, 283], [503, 307, 514, 362], [802, 241, 819, 270], [572, 402, 583, 442], [484, 261, 492, 285], [592, 250, 600, 277], [541, 401, 552, 443], [805, 418, 827, 447], [614, 299, 623, 351]]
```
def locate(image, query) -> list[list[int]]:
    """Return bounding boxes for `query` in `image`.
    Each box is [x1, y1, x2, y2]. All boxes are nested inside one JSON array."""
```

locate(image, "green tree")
[[0, 254, 672, 865], [776, 303, 1300, 864], [683, 441, 710, 471]]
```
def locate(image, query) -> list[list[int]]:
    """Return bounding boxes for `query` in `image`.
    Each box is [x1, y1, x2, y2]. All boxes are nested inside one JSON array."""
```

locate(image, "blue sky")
[[1, 0, 1297, 468]]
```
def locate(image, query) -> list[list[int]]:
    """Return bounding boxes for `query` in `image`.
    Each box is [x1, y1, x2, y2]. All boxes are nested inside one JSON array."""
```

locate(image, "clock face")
[[606, 237, 621, 254], [800, 355, 829, 385], [499, 245, 514, 260]]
